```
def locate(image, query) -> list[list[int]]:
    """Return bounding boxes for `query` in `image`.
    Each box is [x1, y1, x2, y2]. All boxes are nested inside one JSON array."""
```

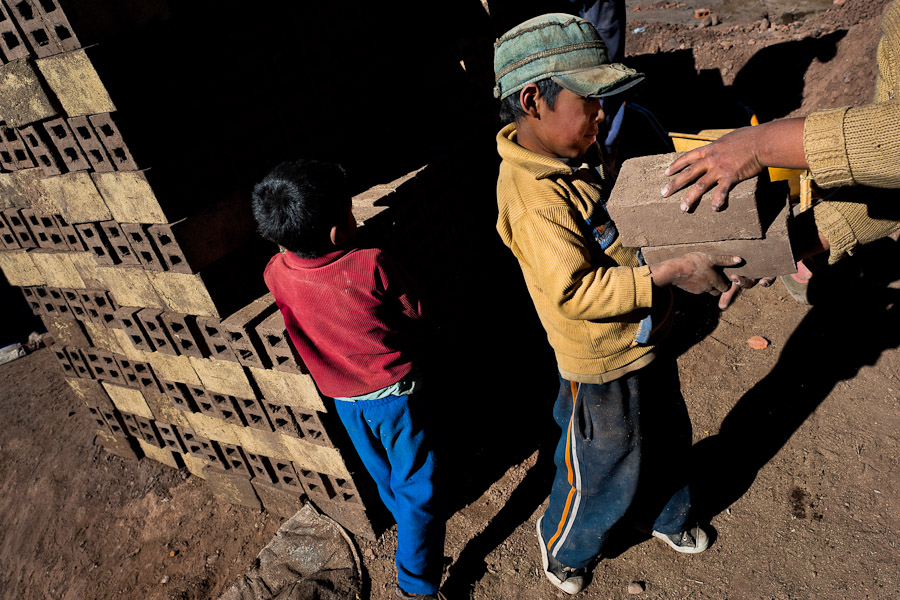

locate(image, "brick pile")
[[0, 0, 381, 538]]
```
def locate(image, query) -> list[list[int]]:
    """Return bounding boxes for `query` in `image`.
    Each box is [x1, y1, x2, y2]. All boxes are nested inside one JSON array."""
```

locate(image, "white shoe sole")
[[536, 516, 586, 594], [652, 527, 709, 554]]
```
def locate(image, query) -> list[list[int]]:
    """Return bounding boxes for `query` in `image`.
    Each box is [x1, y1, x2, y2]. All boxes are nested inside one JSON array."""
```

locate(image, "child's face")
[[525, 87, 605, 160]]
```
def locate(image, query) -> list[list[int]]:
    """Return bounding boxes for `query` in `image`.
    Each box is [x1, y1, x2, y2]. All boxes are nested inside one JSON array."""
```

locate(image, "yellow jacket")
[[495, 124, 670, 382], [807, 0, 900, 262]]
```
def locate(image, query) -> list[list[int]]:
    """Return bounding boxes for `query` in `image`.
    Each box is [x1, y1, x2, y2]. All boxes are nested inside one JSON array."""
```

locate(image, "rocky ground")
[[1, 1, 898, 599]]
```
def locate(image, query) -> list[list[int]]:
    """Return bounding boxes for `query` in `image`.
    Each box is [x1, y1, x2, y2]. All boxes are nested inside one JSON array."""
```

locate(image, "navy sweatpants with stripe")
[[540, 356, 693, 569]]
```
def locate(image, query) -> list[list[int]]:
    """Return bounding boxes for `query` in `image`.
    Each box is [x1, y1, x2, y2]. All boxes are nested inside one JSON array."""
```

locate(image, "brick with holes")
[[160, 312, 207, 358], [210, 393, 243, 426], [218, 443, 252, 478], [20, 286, 42, 314], [294, 466, 335, 502], [2, 208, 36, 248], [155, 421, 186, 453], [18, 124, 64, 176], [8, 0, 61, 57], [0, 125, 35, 170], [0, 1, 29, 61], [98, 220, 139, 266], [99, 407, 128, 438], [85, 348, 127, 386], [119, 222, 164, 271], [42, 117, 89, 171], [264, 401, 300, 437], [45, 286, 71, 317], [90, 289, 118, 326], [115, 305, 154, 352], [159, 379, 195, 413], [136, 307, 177, 355], [221, 295, 278, 369], [52, 215, 85, 251], [87, 112, 137, 170], [35, 211, 68, 250], [0, 210, 20, 249], [132, 414, 163, 448], [52, 345, 75, 376], [114, 356, 140, 389], [242, 450, 278, 484], [180, 427, 229, 469], [67, 115, 113, 171], [132, 361, 160, 393], [289, 405, 333, 447], [67, 347, 94, 379], [256, 311, 304, 373], [74, 221, 116, 265], [233, 396, 273, 432], [19, 208, 54, 249], [195, 315, 237, 362], [270, 458, 304, 494], [59, 287, 87, 320]]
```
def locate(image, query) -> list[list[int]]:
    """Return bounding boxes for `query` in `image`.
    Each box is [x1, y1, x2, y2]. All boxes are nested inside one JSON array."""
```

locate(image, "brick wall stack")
[[0, 0, 387, 539]]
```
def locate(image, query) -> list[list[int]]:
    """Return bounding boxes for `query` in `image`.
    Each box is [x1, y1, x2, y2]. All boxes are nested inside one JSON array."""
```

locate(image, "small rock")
[[748, 335, 769, 350], [759, 17, 770, 31], [710, 12, 720, 25], [161, 575, 169, 584], [628, 581, 646, 594], [699, 16, 712, 28]]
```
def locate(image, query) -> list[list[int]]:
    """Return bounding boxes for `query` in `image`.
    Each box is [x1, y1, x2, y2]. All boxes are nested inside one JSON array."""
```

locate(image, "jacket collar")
[[496, 123, 604, 180], [282, 247, 351, 270]]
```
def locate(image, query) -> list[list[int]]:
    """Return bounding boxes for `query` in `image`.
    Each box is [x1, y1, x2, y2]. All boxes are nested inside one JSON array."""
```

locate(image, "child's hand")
[[718, 275, 776, 310], [649, 252, 741, 296]]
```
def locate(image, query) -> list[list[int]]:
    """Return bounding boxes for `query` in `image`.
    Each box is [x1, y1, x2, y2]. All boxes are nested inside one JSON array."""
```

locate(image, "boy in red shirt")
[[252, 159, 445, 600]]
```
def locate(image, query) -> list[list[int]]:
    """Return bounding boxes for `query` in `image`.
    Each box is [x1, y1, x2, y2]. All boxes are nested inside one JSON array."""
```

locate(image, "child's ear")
[[329, 225, 342, 246], [520, 84, 541, 118]]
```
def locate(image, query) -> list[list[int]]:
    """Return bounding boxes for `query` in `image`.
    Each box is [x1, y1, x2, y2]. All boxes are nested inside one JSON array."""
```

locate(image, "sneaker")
[[651, 525, 709, 554], [536, 516, 589, 594], [394, 586, 447, 600]]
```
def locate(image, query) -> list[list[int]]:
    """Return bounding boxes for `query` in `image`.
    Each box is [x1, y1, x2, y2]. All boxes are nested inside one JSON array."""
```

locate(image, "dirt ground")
[[2, 1, 899, 599]]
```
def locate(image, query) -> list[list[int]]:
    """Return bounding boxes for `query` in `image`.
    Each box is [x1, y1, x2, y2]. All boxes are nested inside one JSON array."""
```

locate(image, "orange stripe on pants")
[[547, 381, 579, 549]]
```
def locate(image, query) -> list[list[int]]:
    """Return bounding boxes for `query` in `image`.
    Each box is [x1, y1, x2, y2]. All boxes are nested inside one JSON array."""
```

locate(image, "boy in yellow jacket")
[[493, 13, 740, 594]]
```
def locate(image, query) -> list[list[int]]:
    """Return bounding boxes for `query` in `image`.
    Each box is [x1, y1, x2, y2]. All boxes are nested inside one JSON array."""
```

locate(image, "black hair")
[[498, 78, 563, 124], [251, 159, 351, 258]]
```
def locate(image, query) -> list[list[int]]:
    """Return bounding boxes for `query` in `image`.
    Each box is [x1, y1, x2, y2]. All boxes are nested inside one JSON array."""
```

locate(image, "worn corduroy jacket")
[[496, 124, 671, 382], [807, 0, 900, 262]]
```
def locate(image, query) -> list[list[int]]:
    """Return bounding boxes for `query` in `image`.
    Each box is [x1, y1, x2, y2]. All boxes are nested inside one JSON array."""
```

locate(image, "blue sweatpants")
[[333, 392, 443, 595], [540, 356, 693, 569]]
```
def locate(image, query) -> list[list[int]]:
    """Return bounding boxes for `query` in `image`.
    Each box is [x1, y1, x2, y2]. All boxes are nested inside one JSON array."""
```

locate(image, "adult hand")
[[649, 252, 741, 296], [661, 118, 808, 213]]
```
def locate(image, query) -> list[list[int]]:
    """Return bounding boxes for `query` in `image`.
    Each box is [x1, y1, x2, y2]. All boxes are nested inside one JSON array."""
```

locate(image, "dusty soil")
[[2, 1, 898, 599]]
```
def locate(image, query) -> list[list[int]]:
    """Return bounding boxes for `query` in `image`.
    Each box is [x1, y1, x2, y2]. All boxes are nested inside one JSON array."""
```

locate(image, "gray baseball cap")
[[493, 13, 644, 100]]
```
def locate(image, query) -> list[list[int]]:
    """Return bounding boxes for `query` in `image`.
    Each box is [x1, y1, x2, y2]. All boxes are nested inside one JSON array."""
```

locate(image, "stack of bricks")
[[0, 0, 378, 539], [606, 151, 797, 279]]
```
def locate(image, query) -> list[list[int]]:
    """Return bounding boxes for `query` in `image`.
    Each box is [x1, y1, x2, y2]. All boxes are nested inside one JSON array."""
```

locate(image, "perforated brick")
[[31, 0, 78, 54], [0, 210, 19, 248], [46, 286, 71, 317], [52, 214, 85, 251], [90, 289, 117, 326], [116, 306, 154, 352], [18, 124, 63, 176], [132, 361, 160, 392], [196, 315, 237, 362], [20, 286, 41, 314], [3, 208, 36, 248], [19, 208, 53, 249], [98, 220, 139, 266], [233, 396, 273, 432], [160, 312, 207, 358], [99, 407, 127, 437], [134, 414, 163, 448], [160, 379, 195, 412], [243, 450, 277, 483], [76, 288, 100, 323], [1, 125, 34, 170], [52, 346, 75, 375], [119, 222, 164, 271], [179, 427, 228, 469], [74, 222, 115, 265], [84, 348, 126, 386], [87, 113, 137, 170], [42, 117, 89, 171], [9, 0, 61, 57], [257, 311, 304, 373], [60, 287, 87, 320], [221, 296, 278, 369], [67, 347, 94, 379], [0, 2, 30, 61], [219, 443, 252, 477], [294, 466, 334, 501], [264, 401, 300, 437], [36, 211, 67, 250], [114, 356, 140, 389], [322, 473, 363, 506], [289, 406, 332, 447], [85, 403, 112, 433], [136, 307, 177, 355], [67, 115, 112, 171], [210, 393, 242, 425], [155, 421, 186, 453], [272, 459, 304, 493]]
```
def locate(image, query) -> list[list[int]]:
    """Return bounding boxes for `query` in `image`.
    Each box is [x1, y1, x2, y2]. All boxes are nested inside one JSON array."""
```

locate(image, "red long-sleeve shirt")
[[263, 247, 424, 398]]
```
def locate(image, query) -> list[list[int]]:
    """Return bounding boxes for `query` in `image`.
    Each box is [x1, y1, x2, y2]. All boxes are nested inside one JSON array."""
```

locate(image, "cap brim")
[[551, 64, 645, 98]]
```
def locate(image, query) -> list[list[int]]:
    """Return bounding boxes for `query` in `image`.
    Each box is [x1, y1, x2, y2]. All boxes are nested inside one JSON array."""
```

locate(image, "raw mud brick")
[[607, 151, 764, 247], [7, 0, 61, 57], [147, 197, 255, 274], [160, 312, 206, 358], [243, 450, 277, 484], [90, 170, 173, 224], [210, 393, 243, 426], [98, 219, 139, 266], [18, 124, 63, 176], [74, 221, 115, 266], [132, 414, 163, 448], [0, 58, 56, 126], [289, 406, 333, 447], [160, 379, 195, 413], [271, 459, 304, 494], [195, 315, 237, 362], [641, 202, 796, 280], [39, 171, 112, 223], [251, 478, 305, 518], [101, 380, 153, 419], [2, 208, 36, 248], [59, 287, 86, 320], [30, 250, 85, 288], [46, 314, 90, 347], [219, 442, 252, 478], [233, 396, 273, 432], [35, 48, 115, 117], [138, 439, 180, 469], [221, 295, 278, 369], [88, 289, 117, 326], [51, 345, 75, 375], [67, 347, 94, 379], [97, 265, 164, 310], [322, 473, 363, 506], [114, 356, 140, 388], [67, 377, 112, 408], [87, 112, 137, 171], [20, 285, 41, 313], [84, 348, 126, 386], [99, 406, 128, 437], [247, 367, 325, 412], [0, 210, 19, 248], [45, 286, 70, 317], [67, 115, 112, 172], [264, 402, 300, 437], [41, 117, 90, 172], [294, 466, 335, 502], [256, 311, 304, 373], [119, 222, 164, 271], [143, 351, 199, 386], [202, 464, 262, 510], [155, 421, 186, 453], [81, 320, 123, 354], [136, 307, 177, 355], [189, 356, 254, 399], [1, 126, 35, 169], [190, 384, 221, 419], [132, 360, 160, 392], [0, 1, 29, 61], [52, 214, 84, 251], [316, 500, 377, 541]]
